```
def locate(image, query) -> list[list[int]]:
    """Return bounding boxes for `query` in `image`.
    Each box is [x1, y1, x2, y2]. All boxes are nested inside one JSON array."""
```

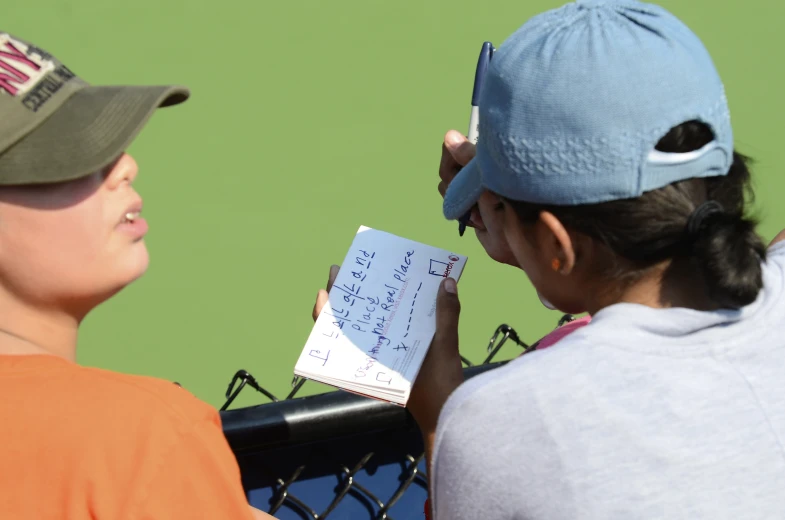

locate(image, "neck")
[[586, 258, 718, 315], [0, 296, 80, 361]]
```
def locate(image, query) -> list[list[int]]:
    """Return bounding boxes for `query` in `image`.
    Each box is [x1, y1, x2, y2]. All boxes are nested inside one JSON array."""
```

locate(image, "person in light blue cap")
[[405, 1, 785, 518]]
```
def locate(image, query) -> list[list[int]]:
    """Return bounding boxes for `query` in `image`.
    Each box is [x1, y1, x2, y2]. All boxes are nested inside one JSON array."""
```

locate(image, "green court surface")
[[6, 1, 784, 408]]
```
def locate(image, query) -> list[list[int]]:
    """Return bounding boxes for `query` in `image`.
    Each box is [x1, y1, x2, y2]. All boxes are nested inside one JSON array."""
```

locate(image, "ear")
[[537, 211, 576, 275]]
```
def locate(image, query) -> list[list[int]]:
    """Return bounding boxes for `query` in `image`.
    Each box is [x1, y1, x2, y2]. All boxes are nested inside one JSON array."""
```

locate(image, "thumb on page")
[[408, 277, 463, 434], [433, 278, 460, 351]]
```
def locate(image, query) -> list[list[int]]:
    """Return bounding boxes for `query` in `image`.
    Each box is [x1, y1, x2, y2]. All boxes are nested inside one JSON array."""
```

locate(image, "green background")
[[6, 1, 784, 408]]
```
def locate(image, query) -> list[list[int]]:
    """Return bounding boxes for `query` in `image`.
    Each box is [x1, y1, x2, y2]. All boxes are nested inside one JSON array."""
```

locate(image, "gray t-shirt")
[[432, 242, 785, 519]]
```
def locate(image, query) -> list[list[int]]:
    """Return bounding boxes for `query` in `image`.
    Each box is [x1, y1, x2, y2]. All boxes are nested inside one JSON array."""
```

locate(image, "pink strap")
[[534, 315, 592, 351]]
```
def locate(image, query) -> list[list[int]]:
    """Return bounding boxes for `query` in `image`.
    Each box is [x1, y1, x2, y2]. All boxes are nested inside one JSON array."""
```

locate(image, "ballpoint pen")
[[458, 41, 495, 237]]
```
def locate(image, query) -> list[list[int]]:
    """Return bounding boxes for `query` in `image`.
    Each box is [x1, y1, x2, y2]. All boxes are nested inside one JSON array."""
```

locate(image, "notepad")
[[294, 226, 468, 406]]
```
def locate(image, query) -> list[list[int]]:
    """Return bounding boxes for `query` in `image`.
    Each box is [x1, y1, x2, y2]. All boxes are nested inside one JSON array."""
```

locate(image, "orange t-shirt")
[[0, 354, 254, 520]]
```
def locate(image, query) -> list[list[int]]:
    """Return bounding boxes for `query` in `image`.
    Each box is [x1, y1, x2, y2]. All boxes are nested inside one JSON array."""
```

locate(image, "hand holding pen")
[[458, 41, 494, 236]]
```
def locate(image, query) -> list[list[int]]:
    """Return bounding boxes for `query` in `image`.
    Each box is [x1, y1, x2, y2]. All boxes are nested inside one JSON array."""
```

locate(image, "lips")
[[120, 200, 143, 225], [117, 200, 148, 240], [122, 211, 141, 223]]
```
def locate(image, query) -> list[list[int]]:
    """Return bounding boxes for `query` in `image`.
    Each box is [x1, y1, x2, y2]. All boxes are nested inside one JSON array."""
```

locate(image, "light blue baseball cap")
[[443, 0, 734, 220]]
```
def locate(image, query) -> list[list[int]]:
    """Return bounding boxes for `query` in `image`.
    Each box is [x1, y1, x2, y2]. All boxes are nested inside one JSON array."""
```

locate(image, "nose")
[[105, 153, 139, 189]]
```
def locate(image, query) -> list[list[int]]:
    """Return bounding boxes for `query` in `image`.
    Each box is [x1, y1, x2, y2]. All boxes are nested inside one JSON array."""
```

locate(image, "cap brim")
[[0, 85, 190, 185], [443, 157, 484, 220]]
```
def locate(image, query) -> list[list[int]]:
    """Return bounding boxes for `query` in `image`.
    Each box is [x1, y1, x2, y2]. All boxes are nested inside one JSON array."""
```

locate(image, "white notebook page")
[[294, 226, 467, 398]]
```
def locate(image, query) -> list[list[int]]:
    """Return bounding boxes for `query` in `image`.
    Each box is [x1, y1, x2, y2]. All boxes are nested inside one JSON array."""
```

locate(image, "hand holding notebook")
[[295, 226, 467, 406]]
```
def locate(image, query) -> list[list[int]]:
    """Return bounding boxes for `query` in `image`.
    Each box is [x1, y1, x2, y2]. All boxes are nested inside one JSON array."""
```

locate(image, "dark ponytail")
[[506, 121, 766, 309], [692, 211, 764, 308]]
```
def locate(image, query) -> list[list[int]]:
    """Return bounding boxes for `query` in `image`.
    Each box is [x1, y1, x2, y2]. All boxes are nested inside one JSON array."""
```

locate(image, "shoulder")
[[65, 365, 222, 451], [437, 334, 597, 429], [27, 365, 236, 514], [434, 339, 594, 448], [433, 319, 628, 463], [83, 367, 216, 419], [63, 369, 252, 519], [430, 344, 595, 515]]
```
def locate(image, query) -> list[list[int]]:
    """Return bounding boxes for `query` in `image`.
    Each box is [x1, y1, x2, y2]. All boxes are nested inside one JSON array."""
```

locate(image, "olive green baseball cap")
[[0, 31, 189, 185]]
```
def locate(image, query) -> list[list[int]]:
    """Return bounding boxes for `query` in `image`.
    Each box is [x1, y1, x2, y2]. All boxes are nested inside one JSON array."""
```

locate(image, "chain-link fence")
[[221, 317, 574, 519]]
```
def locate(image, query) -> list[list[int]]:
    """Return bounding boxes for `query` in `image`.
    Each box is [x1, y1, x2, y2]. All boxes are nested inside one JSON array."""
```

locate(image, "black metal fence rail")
[[222, 361, 507, 454], [220, 319, 571, 519]]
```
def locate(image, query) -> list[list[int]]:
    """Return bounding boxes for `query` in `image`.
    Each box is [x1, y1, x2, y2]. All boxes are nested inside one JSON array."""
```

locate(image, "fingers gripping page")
[[294, 226, 468, 406]]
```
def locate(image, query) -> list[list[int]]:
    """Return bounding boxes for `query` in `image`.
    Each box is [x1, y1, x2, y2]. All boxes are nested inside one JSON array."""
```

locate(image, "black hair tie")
[[686, 200, 724, 237]]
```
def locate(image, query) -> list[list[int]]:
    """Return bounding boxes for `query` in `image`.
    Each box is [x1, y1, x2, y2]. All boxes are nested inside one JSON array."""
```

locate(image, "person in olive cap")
[[0, 32, 275, 520]]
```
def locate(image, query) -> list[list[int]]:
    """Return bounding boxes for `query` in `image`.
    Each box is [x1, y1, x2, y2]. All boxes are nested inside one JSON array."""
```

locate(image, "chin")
[[95, 253, 151, 302], [559, 303, 588, 315], [106, 245, 150, 293], [123, 247, 151, 283], [541, 294, 587, 315], [51, 248, 152, 320]]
